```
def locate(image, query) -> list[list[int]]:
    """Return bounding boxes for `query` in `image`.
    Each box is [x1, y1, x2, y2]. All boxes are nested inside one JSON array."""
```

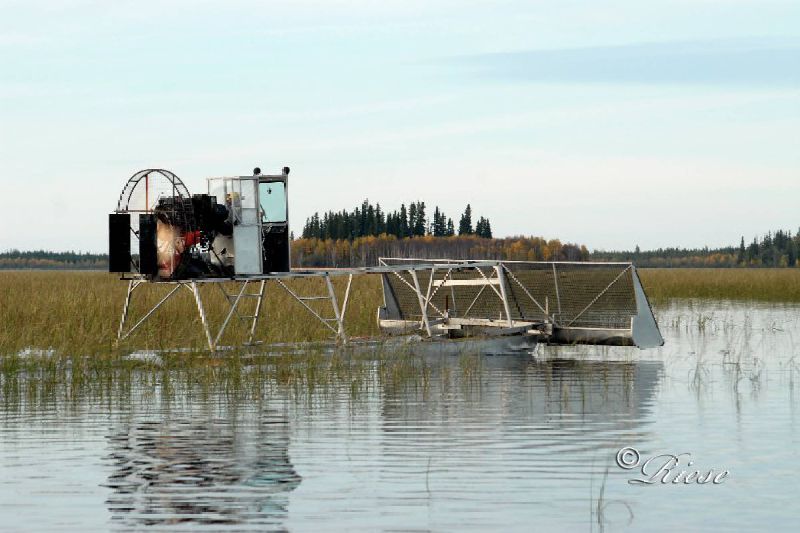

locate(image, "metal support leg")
[[325, 274, 347, 344], [119, 283, 182, 341], [494, 265, 514, 327], [116, 280, 139, 343], [409, 269, 432, 337], [276, 279, 338, 335], [247, 280, 267, 344], [424, 266, 436, 311], [340, 274, 353, 325], [213, 281, 248, 348], [189, 282, 215, 351], [552, 263, 562, 316]]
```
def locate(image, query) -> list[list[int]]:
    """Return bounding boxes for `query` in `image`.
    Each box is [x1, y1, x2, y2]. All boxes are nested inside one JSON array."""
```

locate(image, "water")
[[2, 300, 800, 531]]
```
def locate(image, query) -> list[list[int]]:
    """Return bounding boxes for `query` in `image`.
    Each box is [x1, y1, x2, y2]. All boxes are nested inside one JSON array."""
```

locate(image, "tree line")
[[0, 249, 107, 270], [591, 229, 800, 268], [5, 227, 800, 270], [301, 200, 492, 240], [292, 234, 588, 268]]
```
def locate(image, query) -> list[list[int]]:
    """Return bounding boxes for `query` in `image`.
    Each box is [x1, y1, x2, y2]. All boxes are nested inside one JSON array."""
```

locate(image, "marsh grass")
[[1, 268, 796, 357], [638, 268, 800, 303], [0, 271, 496, 410], [0, 271, 383, 357], [0, 345, 478, 414]]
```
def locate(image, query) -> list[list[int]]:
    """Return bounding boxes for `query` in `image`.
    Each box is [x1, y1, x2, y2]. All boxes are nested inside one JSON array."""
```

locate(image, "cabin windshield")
[[259, 182, 287, 223]]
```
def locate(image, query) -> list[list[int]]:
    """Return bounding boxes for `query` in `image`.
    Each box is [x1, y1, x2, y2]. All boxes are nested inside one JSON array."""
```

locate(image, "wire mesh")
[[380, 260, 637, 329], [116, 169, 193, 235]]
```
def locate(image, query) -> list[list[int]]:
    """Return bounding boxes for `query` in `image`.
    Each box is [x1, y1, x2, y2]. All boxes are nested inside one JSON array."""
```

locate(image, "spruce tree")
[[399, 204, 409, 238], [737, 237, 745, 265], [432, 207, 446, 237], [475, 216, 492, 238], [375, 204, 385, 235], [458, 204, 473, 235], [414, 202, 427, 236]]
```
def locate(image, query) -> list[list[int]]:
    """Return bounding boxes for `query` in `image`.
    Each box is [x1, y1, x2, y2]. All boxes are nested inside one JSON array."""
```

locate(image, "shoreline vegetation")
[[639, 268, 800, 302], [3, 225, 799, 268], [0, 269, 798, 358]]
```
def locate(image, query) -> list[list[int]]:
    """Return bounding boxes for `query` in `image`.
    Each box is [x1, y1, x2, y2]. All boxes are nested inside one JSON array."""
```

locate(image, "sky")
[[1, 0, 798, 253]]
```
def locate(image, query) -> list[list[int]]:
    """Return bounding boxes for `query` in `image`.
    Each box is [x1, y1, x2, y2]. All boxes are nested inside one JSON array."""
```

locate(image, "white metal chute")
[[630, 267, 665, 349]]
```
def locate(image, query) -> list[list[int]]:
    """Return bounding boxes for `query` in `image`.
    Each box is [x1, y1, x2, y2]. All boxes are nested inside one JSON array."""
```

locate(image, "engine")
[[109, 167, 291, 280]]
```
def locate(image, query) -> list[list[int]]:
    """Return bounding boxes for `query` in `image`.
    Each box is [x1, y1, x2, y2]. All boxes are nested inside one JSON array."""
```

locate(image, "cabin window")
[[259, 182, 287, 223]]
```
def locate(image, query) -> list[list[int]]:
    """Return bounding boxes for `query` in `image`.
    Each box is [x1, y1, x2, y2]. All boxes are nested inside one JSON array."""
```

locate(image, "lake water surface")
[[1, 300, 799, 531]]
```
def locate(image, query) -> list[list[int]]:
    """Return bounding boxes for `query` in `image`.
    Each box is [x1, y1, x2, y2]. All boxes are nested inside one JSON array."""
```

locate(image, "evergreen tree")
[[352, 206, 361, 237], [375, 204, 385, 235], [475, 216, 492, 238], [432, 207, 446, 237], [737, 237, 745, 265], [408, 203, 417, 237], [413, 201, 427, 236], [458, 204, 473, 235], [747, 238, 758, 263], [386, 211, 397, 237], [367, 203, 376, 236], [399, 204, 409, 238], [300, 200, 496, 243]]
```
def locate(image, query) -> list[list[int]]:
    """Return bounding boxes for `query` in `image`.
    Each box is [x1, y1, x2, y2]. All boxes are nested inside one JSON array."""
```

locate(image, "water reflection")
[[381, 355, 663, 426], [339, 355, 666, 532], [103, 411, 300, 529], [2, 301, 800, 531]]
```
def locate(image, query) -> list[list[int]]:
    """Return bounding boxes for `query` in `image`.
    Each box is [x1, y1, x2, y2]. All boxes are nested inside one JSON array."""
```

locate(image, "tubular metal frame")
[[116, 274, 354, 352], [115, 258, 658, 352]]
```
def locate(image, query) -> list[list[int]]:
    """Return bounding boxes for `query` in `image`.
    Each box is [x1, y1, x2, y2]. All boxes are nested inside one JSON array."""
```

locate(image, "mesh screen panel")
[[381, 260, 637, 329]]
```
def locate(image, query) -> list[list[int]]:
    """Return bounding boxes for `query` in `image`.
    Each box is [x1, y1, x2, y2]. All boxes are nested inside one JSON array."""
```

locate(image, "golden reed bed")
[[0, 268, 798, 356]]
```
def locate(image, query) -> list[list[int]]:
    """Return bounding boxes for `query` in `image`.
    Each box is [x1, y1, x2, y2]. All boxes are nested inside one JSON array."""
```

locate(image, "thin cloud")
[[453, 39, 800, 87]]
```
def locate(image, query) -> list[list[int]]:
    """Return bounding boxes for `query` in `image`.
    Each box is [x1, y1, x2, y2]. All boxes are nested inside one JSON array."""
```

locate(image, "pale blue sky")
[[1, 0, 798, 252]]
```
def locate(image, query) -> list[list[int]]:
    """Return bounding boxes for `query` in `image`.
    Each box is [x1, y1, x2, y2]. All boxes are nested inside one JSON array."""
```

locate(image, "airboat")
[[109, 168, 663, 352]]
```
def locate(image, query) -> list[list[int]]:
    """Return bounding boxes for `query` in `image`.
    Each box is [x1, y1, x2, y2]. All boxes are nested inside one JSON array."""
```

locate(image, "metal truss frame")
[[115, 258, 652, 351], [379, 261, 539, 338], [116, 273, 354, 351], [376, 258, 641, 339]]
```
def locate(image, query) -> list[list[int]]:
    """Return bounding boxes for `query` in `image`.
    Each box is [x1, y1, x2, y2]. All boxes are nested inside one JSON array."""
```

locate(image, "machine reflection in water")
[[102, 410, 300, 528], [380, 354, 664, 433]]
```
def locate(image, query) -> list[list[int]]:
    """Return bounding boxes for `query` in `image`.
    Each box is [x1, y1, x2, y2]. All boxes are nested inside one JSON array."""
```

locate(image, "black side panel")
[[262, 226, 290, 273], [139, 214, 158, 277], [108, 213, 131, 273]]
